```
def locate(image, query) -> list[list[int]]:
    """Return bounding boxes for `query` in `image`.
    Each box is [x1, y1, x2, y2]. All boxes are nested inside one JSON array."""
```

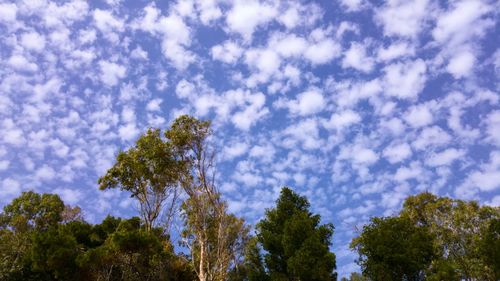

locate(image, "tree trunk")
[[199, 238, 207, 281]]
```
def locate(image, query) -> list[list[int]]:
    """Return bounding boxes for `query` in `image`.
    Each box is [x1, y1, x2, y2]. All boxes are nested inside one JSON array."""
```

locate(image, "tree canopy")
[[351, 192, 500, 281], [254, 187, 337, 281]]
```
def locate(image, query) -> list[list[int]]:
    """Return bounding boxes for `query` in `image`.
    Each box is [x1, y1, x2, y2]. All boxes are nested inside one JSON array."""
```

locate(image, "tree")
[[227, 236, 269, 281], [256, 187, 336, 281], [1, 191, 197, 281], [480, 218, 500, 279], [167, 115, 249, 281], [30, 224, 81, 280], [351, 216, 436, 281], [181, 194, 249, 281], [0, 191, 64, 232], [340, 272, 368, 281], [99, 128, 183, 232], [401, 192, 500, 280], [0, 191, 65, 280]]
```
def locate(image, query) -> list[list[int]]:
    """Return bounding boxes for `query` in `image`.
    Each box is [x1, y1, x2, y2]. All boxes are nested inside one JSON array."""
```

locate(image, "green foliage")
[[0, 192, 196, 281], [78, 217, 194, 281], [352, 192, 500, 281], [351, 216, 436, 281], [164, 114, 212, 155], [480, 218, 500, 279], [31, 225, 80, 280], [341, 272, 369, 281], [0, 191, 66, 280], [98, 128, 182, 231], [1, 191, 64, 232], [256, 187, 337, 281], [401, 192, 499, 280], [242, 237, 269, 281]]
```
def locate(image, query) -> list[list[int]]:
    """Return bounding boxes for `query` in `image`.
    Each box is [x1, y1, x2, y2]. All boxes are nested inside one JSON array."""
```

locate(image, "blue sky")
[[0, 0, 499, 277]]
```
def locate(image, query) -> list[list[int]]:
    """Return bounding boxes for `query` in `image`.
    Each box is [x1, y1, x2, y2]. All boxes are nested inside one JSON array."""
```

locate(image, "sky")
[[0, 0, 499, 277]]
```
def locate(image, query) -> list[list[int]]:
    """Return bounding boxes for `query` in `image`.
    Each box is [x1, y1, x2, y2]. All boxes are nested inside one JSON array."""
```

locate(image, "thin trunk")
[[199, 238, 207, 281]]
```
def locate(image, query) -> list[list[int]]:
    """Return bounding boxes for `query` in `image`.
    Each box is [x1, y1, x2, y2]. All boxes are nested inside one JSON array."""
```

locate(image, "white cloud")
[[278, 6, 300, 29], [146, 98, 162, 112], [21, 32, 46, 52], [287, 90, 325, 116], [196, 0, 222, 25], [0, 160, 9, 171], [404, 103, 434, 128], [380, 118, 406, 136], [485, 110, 500, 146], [283, 119, 323, 150], [447, 51, 475, 78], [383, 143, 412, 164], [231, 92, 269, 131], [133, 4, 160, 32], [54, 188, 82, 205], [463, 151, 500, 192], [324, 110, 361, 131], [412, 126, 451, 150], [353, 148, 379, 165], [41, 0, 89, 27], [339, 144, 379, 166], [339, 0, 364, 11], [99, 60, 126, 86], [2, 178, 20, 197], [384, 59, 427, 99], [394, 162, 422, 182], [35, 165, 56, 182], [134, 5, 195, 70], [0, 3, 17, 22], [375, 0, 430, 38], [335, 79, 382, 108], [304, 38, 341, 65], [485, 195, 500, 207], [176, 79, 195, 99], [377, 42, 415, 61], [172, 0, 194, 18], [8, 55, 38, 72], [245, 48, 281, 76], [342, 42, 374, 72], [432, 0, 493, 45], [211, 41, 243, 64], [93, 9, 124, 33], [270, 34, 308, 58], [130, 46, 148, 60], [427, 148, 465, 167], [2, 119, 25, 146], [161, 37, 195, 71], [249, 144, 276, 163], [224, 141, 249, 160], [226, 0, 277, 41], [118, 122, 139, 142]]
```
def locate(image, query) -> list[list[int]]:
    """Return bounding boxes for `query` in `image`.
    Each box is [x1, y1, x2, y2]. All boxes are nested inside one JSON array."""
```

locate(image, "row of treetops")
[[0, 115, 498, 281]]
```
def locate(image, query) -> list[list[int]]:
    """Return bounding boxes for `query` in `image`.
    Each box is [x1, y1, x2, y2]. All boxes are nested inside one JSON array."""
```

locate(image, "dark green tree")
[[77, 216, 195, 281], [350, 216, 436, 281], [256, 187, 336, 281], [30, 225, 81, 280]]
